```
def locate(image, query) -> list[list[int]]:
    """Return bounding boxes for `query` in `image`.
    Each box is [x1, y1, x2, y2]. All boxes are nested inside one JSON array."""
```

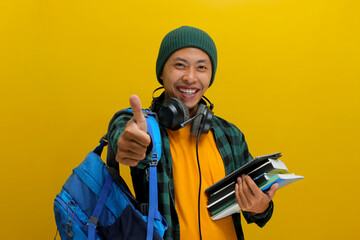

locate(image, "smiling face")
[[160, 47, 212, 117]]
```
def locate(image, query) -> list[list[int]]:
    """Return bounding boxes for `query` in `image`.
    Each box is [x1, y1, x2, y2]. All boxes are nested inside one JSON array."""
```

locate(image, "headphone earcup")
[[201, 107, 213, 134], [190, 103, 213, 136], [158, 98, 189, 130]]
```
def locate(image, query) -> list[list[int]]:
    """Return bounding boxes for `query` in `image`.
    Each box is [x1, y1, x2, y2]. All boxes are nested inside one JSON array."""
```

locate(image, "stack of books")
[[205, 153, 303, 220]]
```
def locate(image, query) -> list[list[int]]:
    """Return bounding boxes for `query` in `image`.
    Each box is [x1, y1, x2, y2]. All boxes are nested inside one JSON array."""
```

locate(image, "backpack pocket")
[[54, 190, 102, 240], [97, 205, 162, 240]]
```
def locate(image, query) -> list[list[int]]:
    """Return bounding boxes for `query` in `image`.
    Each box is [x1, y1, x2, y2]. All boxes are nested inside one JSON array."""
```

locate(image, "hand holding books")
[[235, 175, 278, 214], [205, 153, 304, 220]]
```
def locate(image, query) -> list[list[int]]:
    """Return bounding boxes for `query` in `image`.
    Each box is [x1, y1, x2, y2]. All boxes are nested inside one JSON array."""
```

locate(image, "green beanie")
[[156, 26, 217, 87]]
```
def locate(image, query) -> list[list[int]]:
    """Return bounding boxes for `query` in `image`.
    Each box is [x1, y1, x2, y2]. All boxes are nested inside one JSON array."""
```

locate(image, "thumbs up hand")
[[116, 95, 151, 166]]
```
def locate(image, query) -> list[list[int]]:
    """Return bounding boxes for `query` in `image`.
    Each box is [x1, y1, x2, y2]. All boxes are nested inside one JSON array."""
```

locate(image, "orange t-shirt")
[[167, 124, 238, 239]]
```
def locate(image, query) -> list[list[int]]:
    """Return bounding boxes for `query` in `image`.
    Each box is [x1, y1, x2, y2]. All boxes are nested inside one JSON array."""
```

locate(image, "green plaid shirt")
[[109, 111, 274, 240]]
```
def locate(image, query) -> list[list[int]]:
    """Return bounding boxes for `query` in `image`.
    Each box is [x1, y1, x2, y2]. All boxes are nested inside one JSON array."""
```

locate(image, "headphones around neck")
[[151, 87, 214, 136]]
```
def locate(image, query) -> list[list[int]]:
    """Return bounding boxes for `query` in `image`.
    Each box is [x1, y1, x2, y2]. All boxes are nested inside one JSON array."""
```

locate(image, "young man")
[[108, 26, 277, 240]]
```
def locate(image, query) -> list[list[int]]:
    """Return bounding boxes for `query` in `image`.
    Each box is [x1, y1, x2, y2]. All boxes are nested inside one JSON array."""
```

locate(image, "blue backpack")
[[54, 109, 167, 240]]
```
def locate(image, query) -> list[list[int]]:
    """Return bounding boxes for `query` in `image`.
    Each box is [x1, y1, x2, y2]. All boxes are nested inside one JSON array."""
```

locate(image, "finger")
[[118, 149, 146, 161], [122, 121, 151, 147], [265, 183, 278, 199], [237, 177, 250, 208], [129, 95, 147, 132], [241, 175, 255, 198], [115, 155, 140, 167], [116, 141, 146, 166], [235, 182, 245, 209], [243, 175, 262, 197], [121, 140, 148, 154]]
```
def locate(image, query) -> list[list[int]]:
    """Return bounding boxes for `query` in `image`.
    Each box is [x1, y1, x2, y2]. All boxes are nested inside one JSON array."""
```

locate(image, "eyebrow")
[[173, 57, 210, 64]]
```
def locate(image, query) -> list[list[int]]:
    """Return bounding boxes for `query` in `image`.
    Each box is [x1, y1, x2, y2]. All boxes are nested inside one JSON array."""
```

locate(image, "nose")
[[183, 66, 197, 84]]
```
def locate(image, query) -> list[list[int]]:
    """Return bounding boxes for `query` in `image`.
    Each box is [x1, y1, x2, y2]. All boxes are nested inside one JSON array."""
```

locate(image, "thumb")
[[266, 183, 278, 199], [129, 95, 147, 132]]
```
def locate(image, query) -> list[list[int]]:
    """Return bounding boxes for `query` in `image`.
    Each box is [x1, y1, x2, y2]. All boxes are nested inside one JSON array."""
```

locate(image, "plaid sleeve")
[[212, 116, 253, 173], [242, 201, 274, 227], [108, 112, 131, 156]]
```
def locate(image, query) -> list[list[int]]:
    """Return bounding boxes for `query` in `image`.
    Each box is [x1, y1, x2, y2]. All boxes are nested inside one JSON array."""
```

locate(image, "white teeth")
[[179, 88, 196, 94]]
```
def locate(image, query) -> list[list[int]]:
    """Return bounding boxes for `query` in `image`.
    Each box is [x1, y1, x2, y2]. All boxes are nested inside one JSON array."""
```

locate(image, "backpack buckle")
[[145, 159, 158, 181], [151, 153, 159, 163], [87, 216, 98, 228], [149, 160, 158, 167], [140, 203, 149, 215]]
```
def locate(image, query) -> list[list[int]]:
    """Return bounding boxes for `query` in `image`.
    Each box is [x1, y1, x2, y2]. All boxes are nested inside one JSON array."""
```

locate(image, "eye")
[[198, 65, 207, 71], [175, 63, 185, 69]]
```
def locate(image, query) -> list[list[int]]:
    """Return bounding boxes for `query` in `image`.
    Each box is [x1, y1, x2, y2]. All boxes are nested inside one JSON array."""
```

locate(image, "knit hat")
[[156, 26, 217, 87]]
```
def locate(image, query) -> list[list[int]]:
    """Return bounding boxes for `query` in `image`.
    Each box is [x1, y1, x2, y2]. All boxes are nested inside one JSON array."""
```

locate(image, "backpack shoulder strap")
[[143, 110, 161, 240]]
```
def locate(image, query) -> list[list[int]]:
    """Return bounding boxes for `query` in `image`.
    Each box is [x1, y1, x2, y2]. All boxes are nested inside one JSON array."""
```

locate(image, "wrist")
[[251, 201, 273, 217]]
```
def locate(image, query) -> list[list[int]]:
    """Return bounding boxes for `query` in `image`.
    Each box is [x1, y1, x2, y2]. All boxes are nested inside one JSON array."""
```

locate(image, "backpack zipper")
[[55, 196, 85, 229]]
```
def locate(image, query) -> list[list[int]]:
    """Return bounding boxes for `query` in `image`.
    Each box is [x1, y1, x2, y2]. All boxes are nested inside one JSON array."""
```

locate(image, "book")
[[211, 202, 240, 221], [206, 153, 304, 220], [247, 159, 288, 179], [257, 173, 304, 191], [205, 153, 285, 197], [208, 190, 236, 213], [207, 181, 236, 206], [210, 198, 238, 216]]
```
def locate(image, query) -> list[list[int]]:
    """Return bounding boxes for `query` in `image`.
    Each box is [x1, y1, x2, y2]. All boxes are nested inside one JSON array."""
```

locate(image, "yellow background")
[[1, 0, 359, 239]]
